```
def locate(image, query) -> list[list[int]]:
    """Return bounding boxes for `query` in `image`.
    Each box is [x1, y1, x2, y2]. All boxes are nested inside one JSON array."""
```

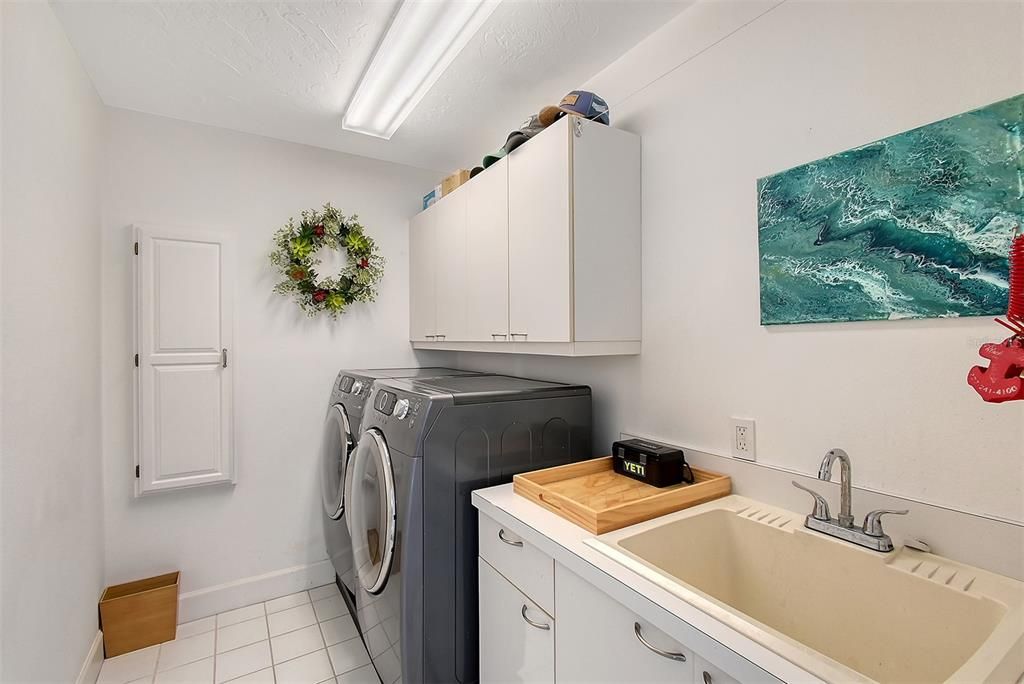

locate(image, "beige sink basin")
[[587, 495, 1024, 683]]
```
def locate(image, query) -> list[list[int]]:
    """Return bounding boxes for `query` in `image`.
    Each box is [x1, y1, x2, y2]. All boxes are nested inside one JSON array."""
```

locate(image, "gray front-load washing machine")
[[319, 368, 480, 616], [344, 374, 592, 684]]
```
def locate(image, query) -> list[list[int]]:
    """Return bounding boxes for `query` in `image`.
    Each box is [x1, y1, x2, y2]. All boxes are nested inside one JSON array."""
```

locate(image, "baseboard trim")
[[177, 559, 335, 623], [76, 631, 104, 684]]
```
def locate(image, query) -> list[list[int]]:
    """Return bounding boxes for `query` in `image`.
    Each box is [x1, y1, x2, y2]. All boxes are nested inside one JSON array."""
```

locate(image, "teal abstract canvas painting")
[[757, 94, 1023, 325]]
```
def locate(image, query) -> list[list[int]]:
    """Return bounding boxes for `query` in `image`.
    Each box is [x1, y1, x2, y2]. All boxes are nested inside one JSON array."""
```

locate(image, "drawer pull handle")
[[498, 528, 523, 547], [521, 604, 550, 631], [634, 622, 686, 662], [703, 672, 713, 684]]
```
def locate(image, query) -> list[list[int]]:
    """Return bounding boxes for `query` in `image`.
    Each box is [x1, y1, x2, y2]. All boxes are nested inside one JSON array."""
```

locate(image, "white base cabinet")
[[555, 562, 695, 683], [479, 559, 554, 684], [477, 510, 776, 684]]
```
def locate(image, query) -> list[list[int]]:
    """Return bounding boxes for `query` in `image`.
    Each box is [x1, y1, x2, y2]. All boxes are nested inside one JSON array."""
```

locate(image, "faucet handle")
[[791, 481, 830, 521], [862, 509, 908, 537]]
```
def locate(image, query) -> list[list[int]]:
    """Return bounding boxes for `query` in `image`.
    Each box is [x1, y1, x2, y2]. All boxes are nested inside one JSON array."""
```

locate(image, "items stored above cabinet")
[[409, 115, 641, 356]]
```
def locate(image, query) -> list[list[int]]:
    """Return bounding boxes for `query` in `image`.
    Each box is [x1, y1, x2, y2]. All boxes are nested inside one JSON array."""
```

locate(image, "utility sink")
[[586, 496, 1024, 683]]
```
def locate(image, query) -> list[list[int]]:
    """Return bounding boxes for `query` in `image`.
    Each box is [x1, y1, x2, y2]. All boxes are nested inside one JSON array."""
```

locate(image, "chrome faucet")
[[818, 448, 853, 527], [792, 448, 908, 552]]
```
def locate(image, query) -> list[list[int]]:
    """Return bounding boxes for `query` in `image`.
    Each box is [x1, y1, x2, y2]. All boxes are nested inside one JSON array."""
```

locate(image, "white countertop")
[[472, 483, 825, 684]]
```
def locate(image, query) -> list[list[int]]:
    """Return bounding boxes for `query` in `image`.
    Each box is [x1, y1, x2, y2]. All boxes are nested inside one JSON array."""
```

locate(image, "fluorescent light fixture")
[[343, 0, 501, 140]]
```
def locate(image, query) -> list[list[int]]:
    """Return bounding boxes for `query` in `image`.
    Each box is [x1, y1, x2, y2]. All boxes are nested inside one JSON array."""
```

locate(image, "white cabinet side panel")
[[409, 208, 438, 340], [572, 123, 642, 342]]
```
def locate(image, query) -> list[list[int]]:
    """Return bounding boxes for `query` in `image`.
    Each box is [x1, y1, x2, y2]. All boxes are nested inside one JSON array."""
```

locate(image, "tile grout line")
[[151, 641, 160, 682], [212, 610, 218, 684]]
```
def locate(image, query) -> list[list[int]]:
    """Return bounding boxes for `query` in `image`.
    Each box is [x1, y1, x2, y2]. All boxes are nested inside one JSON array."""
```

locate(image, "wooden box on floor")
[[99, 571, 179, 657]]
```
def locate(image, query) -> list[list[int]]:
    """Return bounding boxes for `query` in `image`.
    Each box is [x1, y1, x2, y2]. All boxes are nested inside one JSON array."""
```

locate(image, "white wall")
[[1, 2, 106, 681], [452, 0, 1024, 523], [102, 109, 438, 605]]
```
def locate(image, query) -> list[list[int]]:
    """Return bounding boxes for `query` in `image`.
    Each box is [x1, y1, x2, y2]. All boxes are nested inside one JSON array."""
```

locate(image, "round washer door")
[[346, 427, 397, 595], [319, 404, 353, 520]]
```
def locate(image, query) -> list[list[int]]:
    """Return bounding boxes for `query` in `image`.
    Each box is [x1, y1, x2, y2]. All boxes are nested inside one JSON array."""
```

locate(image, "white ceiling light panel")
[[343, 0, 501, 140]]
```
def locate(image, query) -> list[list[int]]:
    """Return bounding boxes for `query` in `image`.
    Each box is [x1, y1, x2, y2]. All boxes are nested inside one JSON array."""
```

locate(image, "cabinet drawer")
[[478, 513, 554, 614]]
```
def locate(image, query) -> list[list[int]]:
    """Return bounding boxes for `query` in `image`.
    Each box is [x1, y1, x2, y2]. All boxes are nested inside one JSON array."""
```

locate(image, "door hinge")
[[134, 353, 139, 367], [134, 241, 139, 255], [135, 465, 140, 478]]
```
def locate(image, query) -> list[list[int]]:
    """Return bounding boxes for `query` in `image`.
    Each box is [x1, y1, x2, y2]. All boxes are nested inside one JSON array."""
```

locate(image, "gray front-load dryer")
[[319, 368, 480, 612], [344, 375, 592, 684]]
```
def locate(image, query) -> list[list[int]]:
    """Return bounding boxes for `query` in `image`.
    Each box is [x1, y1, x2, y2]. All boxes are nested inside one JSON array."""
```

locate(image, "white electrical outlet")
[[731, 418, 756, 461]]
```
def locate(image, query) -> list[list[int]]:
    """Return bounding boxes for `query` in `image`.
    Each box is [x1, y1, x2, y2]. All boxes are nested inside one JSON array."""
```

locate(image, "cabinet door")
[[508, 119, 572, 342], [465, 158, 509, 341], [555, 563, 694, 683], [409, 207, 437, 341], [479, 559, 554, 684], [434, 190, 468, 341], [135, 225, 234, 495]]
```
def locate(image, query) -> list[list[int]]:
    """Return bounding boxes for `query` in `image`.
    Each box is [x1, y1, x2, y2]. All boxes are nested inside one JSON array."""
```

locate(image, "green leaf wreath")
[[269, 203, 384, 318]]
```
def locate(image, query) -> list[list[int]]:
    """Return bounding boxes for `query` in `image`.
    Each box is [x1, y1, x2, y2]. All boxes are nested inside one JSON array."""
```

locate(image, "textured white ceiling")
[[52, 0, 689, 171]]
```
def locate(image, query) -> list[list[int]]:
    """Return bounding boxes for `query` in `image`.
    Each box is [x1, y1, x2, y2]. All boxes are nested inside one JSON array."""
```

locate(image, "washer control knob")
[[393, 399, 410, 420], [352, 380, 365, 395]]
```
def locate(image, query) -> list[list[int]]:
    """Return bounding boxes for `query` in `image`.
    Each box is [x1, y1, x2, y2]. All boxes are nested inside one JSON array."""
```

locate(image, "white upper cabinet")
[[134, 225, 234, 495], [409, 206, 438, 341], [409, 115, 641, 356], [508, 123, 572, 343], [434, 189, 468, 342], [465, 157, 510, 342]]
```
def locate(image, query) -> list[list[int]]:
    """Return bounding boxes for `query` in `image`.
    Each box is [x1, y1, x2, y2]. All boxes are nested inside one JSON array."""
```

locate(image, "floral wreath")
[[269, 203, 384, 317]]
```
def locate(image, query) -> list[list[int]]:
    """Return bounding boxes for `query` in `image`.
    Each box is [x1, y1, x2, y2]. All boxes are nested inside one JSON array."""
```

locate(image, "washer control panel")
[[393, 399, 411, 420], [374, 389, 398, 415], [372, 389, 423, 427]]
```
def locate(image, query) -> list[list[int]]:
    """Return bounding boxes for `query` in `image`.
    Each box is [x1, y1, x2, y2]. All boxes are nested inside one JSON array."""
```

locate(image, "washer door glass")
[[320, 404, 352, 520], [346, 428, 397, 595]]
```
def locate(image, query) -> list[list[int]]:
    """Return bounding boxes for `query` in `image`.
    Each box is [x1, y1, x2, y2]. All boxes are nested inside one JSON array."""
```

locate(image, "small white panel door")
[[479, 558, 554, 684], [554, 562, 695, 683], [135, 225, 234, 494], [508, 118, 572, 343], [465, 158, 510, 342], [434, 190, 468, 341], [409, 207, 438, 341]]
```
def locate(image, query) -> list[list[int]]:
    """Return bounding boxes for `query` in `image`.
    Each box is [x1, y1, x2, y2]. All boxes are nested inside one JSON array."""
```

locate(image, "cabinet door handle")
[[634, 623, 686, 662], [222, 348, 228, 368], [491, 333, 507, 341], [702, 672, 713, 684], [510, 333, 528, 340], [521, 604, 550, 631], [498, 528, 523, 547], [425, 335, 436, 340], [435, 334, 446, 341]]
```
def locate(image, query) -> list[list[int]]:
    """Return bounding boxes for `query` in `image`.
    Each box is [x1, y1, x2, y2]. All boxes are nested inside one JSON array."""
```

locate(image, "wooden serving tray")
[[513, 456, 731, 534]]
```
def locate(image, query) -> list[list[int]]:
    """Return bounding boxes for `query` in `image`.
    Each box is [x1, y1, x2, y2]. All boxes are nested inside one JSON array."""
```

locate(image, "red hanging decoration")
[[968, 231, 1024, 403]]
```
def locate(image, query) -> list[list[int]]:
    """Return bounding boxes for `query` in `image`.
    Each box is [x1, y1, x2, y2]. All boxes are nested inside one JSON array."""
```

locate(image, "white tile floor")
[[97, 583, 379, 684]]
